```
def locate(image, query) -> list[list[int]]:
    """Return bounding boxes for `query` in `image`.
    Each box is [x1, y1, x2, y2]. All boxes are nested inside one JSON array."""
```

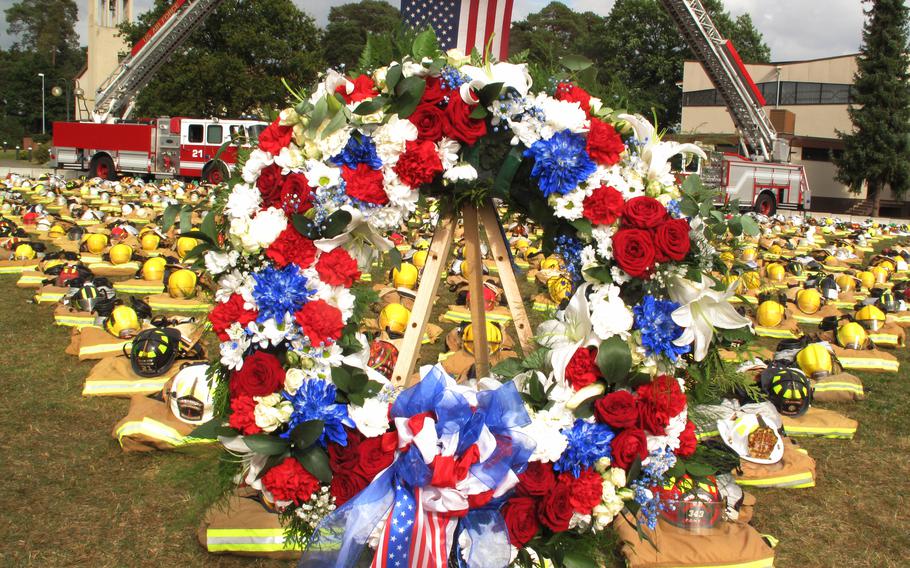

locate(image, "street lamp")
[[37, 72, 46, 135], [51, 80, 71, 122]]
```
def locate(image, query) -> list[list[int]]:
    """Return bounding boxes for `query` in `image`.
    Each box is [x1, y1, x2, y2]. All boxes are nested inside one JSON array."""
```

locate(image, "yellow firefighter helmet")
[[463, 322, 503, 355], [109, 243, 133, 265], [392, 262, 419, 289], [796, 343, 833, 379], [379, 303, 410, 335], [795, 288, 822, 315], [142, 257, 167, 281], [835, 274, 856, 293], [106, 305, 140, 339], [167, 269, 198, 299], [756, 300, 785, 327], [855, 304, 886, 331], [140, 232, 161, 252], [84, 233, 109, 254], [176, 236, 199, 260], [13, 243, 35, 260], [547, 274, 573, 305], [412, 249, 428, 270]]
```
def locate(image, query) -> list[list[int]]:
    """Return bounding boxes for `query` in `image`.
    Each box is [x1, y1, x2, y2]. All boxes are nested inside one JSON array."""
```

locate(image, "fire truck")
[[51, 0, 265, 182], [660, 0, 811, 214]]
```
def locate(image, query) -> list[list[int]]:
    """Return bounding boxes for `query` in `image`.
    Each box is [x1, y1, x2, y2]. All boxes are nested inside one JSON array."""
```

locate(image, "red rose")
[[677, 420, 697, 457], [563, 469, 603, 515], [342, 164, 388, 205], [261, 457, 320, 505], [421, 76, 452, 105], [266, 226, 317, 269], [353, 432, 397, 480], [637, 375, 687, 416], [612, 229, 656, 278], [653, 218, 691, 262], [586, 118, 625, 166], [330, 471, 369, 506], [582, 184, 624, 226], [209, 293, 258, 341], [256, 164, 283, 208], [610, 428, 649, 470], [336, 74, 379, 104], [594, 390, 639, 429], [501, 497, 541, 547], [329, 433, 361, 472], [538, 479, 574, 532], [555, 82, 592, 115], [622, 196, 667, 229], [295, 299, 344, 346], [258, 119, 293, 154], [564, 346, 603, 391], [638, 403, 671, 436], [280, 173, 314, 216], [409, 103, 446, 141], [316, 247, 361, 287], [443, 95, 487, 146], [394, 139, 443, 188], [227, 394, 261, 435], [230, 350, 285, 398], [516, 461, 557, 497]]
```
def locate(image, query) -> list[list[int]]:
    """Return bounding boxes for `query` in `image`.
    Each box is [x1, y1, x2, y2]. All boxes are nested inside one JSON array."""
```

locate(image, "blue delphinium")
[[631, 447, 678, 529], [251, 265, 315, 323], [283, 378, 352, 447], [634, 295, 690, 361], [523, 130, 597, 197], [331, 135, 382, 170], [553, 419, 615, 477], [439, 65, 468, 90], [554, 234, 584, 284]]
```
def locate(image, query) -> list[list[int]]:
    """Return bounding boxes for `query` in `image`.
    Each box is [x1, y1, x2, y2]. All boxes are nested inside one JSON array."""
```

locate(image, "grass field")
[[0, 258, 908, 567]]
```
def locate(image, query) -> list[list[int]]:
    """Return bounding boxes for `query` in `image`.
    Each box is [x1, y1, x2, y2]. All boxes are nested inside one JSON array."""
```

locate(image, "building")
[[680, 53, 907, 217], [74, 0, 133, 119]]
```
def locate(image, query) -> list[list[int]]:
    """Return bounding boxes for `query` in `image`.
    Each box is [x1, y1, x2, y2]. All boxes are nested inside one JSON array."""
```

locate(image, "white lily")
[[314, 206, 393, 272], [618, 113, 706, 184], [536, 282, 595, 349], [460, 61, 533, 98], [668, 275, 751, 361]]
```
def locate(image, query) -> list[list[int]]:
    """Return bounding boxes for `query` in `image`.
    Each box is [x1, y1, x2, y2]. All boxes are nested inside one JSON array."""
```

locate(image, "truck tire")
[[754, 192, 776, 216], [89, 154, 117, 181], [202, 161, 228, 185]]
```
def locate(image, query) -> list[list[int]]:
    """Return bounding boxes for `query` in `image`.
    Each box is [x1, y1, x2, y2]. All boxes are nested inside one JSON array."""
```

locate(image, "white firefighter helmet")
[[717, 412, 784, 465], [167, 364, 214, 425]]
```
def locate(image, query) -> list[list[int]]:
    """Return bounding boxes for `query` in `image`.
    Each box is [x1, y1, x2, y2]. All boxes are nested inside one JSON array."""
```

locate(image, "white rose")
[[274, 144, 305, 170], [284, 368, 306, 395], [254, 394, 293, 432], [349, 397, 392, 438], [445, 48, 470, 67]]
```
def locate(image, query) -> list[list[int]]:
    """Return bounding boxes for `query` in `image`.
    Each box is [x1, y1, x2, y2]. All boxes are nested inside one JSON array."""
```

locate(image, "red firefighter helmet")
[[55, 265, 82, 287], [466, 283, 499, 311], [22, 211, 38, 225], [368, 339, 399, 379], [656, 475, 724, 531]]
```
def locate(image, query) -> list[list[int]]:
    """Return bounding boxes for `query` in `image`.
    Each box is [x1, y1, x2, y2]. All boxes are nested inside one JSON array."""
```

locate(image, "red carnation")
[[342, 164, 388, 205], [230, 350, 286, 398], [564, 346, 603, 390], [610, 428, 649, 470], [394, 139, 443, 188], [280, 173, 314, 216], [258, 119, 293, 154], [502, 497, 541, 547], [583, 184, 624, 226], [421, 76, 452, 105], [563, 469, 603, 515], [295, 299, 344, 346], [586, 118, 625, 166], [654, 218, 691, 262], [256, 164, 283, 209], [538, 479, 574, 532], [516, 461, 557, 497], [228, 394, 261, 435], [265, 226, 317, 269], [555, 82, 592, 115], [612, 228, 656, 279], [443, 95, 487, 146], [316, 247, 361, 287], [209, 293, 258, 341], [594, 390, 639, 429], [409, 103, 447, 142], [677, 420, 698, 457], [261, 457, 320, 505], [336, 74, 379, 104], [622, 196, 668, 229]]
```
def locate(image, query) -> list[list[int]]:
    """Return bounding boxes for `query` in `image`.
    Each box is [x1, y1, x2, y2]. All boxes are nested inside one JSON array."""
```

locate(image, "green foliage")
[[324, 0, 403, 70], [684, 349, 761, 405], [833, 0, 910, 213], [4, 0, 79, 66]]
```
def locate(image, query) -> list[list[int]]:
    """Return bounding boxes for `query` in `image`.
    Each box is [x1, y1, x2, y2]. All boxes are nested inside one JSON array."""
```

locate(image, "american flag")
[[370, 485, 457, 568], [401, 0, 515, 61]]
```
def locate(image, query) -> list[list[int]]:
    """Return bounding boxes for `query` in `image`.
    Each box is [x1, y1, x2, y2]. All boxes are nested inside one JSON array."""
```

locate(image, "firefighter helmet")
[[66, 226, 85, 242], [13, 243, 35, 260], [467, 284, 499, 311], [463, 322, 503, 355], [540, 256, 563, 272], [819, 275, 839, 301], [412, 249, 428, 269], [796, 343, 833, 379], [109, 243, 133, 265], [392, 262, 419, 289], [835, 274, 856, 293], [547, 274, 573, 305], [856, 270, 875, 290], [878, 289, 898, 313], [719, 251, 735, 266], [756, 300, 785, 327], [740, 247, 757, 262], [105, 304, 141, 339], [167, 364, 214, 424], [762, 367, 812, 417], [129, 327, 181, 377], [837, 321, 868, 350], [765, 263, 785, 282], [167, 269, 197, 299], [787, 261, 804, 278], [84, 233, 108, 254], [141, 257, 167, 281], [176, 236, 198, 259], [48, 224, 66, 238], [872, 266, 889, 284], [795, 288, 822, 315], [140, 232, 161, 252], [742, 271, 762, 291], [75, 284, 100, 312], [368, 339, 399, 379], [379, 303, 410, 336], [855, 304, 886, 331], [657, 475, 724, 531]]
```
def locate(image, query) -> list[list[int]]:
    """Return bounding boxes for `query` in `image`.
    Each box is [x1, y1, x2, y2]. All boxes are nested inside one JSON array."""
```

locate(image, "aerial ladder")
[[87, 0, 227, 123]]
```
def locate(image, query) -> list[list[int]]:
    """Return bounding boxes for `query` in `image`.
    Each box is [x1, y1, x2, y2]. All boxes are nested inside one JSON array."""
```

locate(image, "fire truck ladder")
[[659, 0, 777, 161], [91, 0, 226, 123]]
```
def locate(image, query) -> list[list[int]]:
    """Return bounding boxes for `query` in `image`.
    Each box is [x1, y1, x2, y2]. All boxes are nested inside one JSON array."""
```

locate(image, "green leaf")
[[331, 366, 352, 392], [161, 204, 181, 231], [411, 28, 439, 59], [188, 418, 235, 440], [307, 96, 328, 136], [560, 54, 594, 72], [522, 347, 550, 371], [200, 209, 218, 242], [184, 242, 215, 263], [491, 357, 525, 379], [469, 105, 488, 119], [596, 336, 632, 385], [321, 109, 348, 139], [178, 205, 193, 234], [243, 434, 291, 456], [570, 218, 593, 237], [740, 215, 760, 236], [388, 247, 402, 272], [292, 214, 316, 238], [492, 147, 523, 197], [255, 451, 291, 481], [477, 82, 504, 106], [391, 76, 426, 119], [178, 230, 213, 244], [352, 96, 388, 116], [321, 209, 352, 239], [295, 445, 333, 483], [583, 265, 612, 284], [563, 550, 599, 568], [289, 419, 325, 450], [684, 460, 716, 478], [385, 64, 402, 92]]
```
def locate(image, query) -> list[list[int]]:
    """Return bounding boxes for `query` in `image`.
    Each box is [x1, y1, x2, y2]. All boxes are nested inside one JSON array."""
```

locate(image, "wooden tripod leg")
[[389, 210, 456, 387], [478, 202, 534, 355], [462, 203, 490, 378]]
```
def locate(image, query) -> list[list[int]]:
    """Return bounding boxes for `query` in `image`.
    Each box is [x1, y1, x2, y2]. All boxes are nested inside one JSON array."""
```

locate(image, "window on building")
[[778, 82, 797, 105], [801, 147, 844, 162], [796, 83, 822, 104], [681, 81, 854, 107], [206, 124, 224, 145], [820, 84, 851, 104], [187, 124, 204, 143]]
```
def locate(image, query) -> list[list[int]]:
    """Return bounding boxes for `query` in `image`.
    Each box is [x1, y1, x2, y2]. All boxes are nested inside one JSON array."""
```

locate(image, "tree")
[[833, 0, 910, 216], [120, 0, 325, 118], [323, 0, 402, 70], [5, 0, 80, 67]]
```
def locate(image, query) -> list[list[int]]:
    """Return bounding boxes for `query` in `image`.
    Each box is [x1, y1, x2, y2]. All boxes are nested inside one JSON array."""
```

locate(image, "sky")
[[0, 0, 875, 61]]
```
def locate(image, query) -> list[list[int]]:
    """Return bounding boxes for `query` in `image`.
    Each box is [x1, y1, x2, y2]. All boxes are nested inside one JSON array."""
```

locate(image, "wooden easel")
[[390, 199, 534, 386]]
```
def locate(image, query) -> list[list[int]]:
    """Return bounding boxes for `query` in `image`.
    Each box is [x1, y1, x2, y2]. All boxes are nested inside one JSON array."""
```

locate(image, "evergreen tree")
[[833, 0, 910, 216]]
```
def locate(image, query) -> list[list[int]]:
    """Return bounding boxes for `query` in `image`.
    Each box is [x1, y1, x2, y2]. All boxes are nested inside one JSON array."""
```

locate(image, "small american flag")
[[401, 0, 515, 61]]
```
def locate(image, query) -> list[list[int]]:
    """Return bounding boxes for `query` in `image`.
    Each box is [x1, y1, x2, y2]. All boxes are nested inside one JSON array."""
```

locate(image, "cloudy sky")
[[0, 0, 875, 61]]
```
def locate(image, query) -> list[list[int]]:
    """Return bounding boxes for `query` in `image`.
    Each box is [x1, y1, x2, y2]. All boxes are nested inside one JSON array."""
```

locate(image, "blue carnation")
[[523, 130, 597, 197], [283, 378, 352, 447], [553, 419, 615, 477], [251, 265, 315, 323], [633, 295, 690, 361], [331, 135, 382, 170]]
